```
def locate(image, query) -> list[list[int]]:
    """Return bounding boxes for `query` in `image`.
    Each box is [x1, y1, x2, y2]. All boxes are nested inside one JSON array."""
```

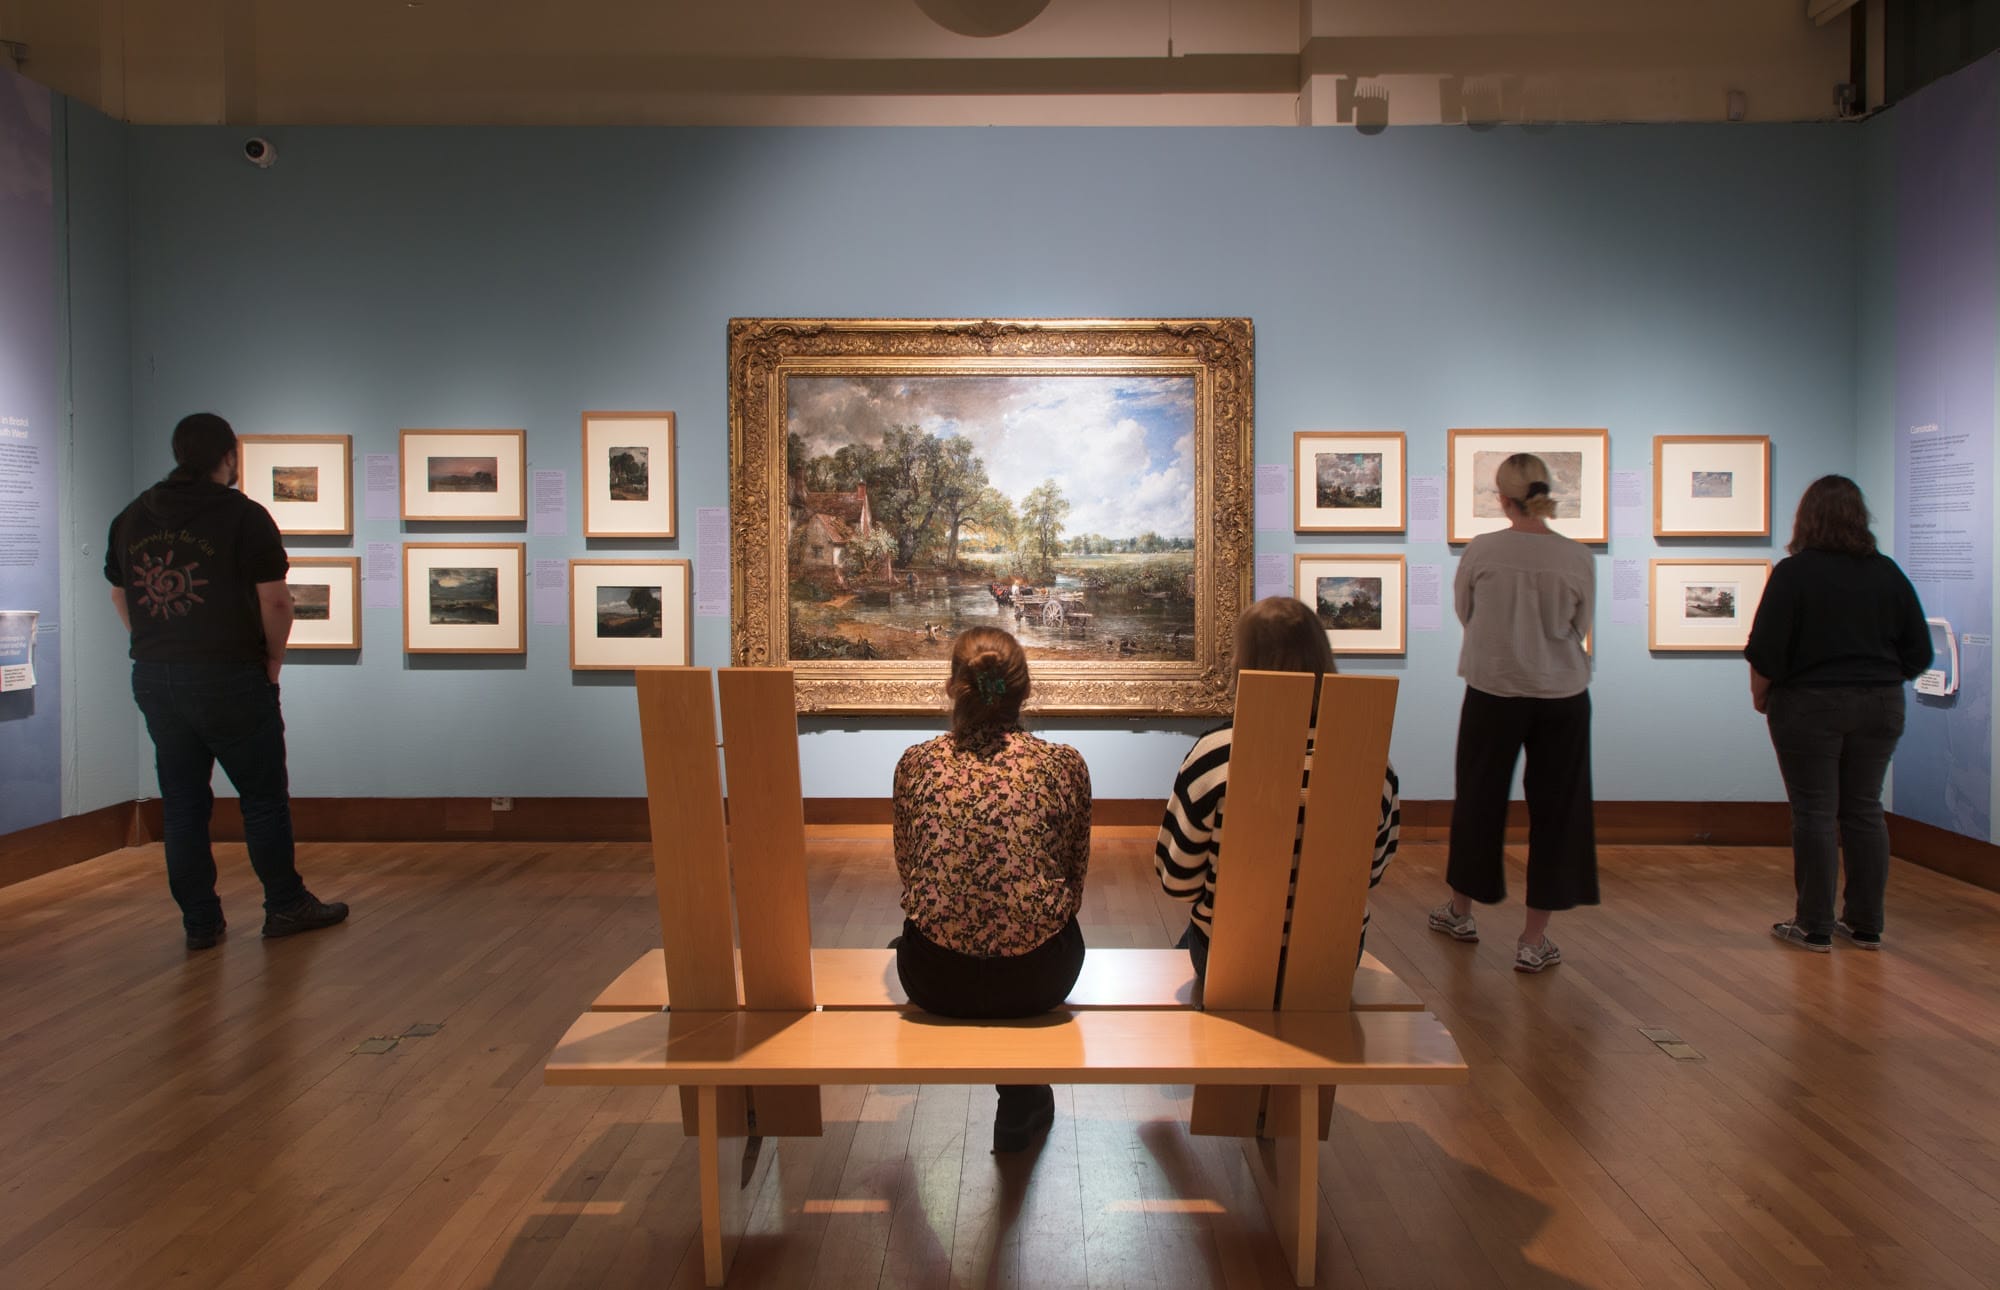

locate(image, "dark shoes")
[[262, 894, 350, 939], [1771, 921, 1832, 952], [992, 1085, 1056, 1154], [1835, 921, 1883, 950], [185, 922, 226, 951]]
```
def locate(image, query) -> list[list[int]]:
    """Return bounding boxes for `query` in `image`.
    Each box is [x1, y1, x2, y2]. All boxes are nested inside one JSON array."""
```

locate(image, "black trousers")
[[1765, 685, 1904, 937], [896, 916, 1084, 1106], [1447, 687, 1599, 911]]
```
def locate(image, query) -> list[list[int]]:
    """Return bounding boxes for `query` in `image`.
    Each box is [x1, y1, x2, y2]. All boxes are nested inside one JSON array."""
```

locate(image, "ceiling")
[[0, 0, 1855, 127]]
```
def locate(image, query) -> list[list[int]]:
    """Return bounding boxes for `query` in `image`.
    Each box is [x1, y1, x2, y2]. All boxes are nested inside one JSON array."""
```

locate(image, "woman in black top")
[[1744, 476, 1932, 952]]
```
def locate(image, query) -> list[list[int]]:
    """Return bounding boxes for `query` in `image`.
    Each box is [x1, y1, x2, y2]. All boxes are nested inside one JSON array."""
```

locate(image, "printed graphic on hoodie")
[[132, 548, 209, 620]]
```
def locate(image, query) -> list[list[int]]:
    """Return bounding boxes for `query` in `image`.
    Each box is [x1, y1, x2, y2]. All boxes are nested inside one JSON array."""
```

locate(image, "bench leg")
[[1247, 1083, 1318, 1287], [698, 1085, 726, 1286]]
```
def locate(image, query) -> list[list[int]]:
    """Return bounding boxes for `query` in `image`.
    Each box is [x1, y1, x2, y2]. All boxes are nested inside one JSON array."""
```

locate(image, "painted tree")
[[1019, 480, 1071, 578], [933, 436, 991, 568], [626, 585, 663, 625], [861, 426, 947, 568]]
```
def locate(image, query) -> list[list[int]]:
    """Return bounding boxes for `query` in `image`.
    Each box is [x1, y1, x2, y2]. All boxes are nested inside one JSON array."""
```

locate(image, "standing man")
[[106, 413, 348, 950]]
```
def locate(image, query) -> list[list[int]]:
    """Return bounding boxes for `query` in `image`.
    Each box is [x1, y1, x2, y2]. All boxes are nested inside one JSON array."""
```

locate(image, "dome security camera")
[[243, 137, 277, 168]]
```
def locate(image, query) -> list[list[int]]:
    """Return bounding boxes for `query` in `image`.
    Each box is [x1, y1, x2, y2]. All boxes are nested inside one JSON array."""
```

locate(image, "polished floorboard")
[[0, 832, 1995, 1289]]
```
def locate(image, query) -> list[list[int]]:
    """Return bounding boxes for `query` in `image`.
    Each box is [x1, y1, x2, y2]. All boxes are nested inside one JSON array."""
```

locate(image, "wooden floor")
[[1, 833, 1996, 1290]]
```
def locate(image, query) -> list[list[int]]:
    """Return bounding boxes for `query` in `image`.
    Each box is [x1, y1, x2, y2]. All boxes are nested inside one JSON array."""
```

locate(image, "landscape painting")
[[1315, 452, 1383, 509], [784, 373, 1198, 663], [1692, 471, 1734, 498], [429, 567, 500, 625], [597, 585, 663, 638], [288, 584, 331, 621], [1684, 584, 1737, 620], [1472, 450, 1583, 518], [1315, 576, 1383, 632], [609, 447, 649, 501], [428, 456, 499, 494], [271, 466, 318, 503]]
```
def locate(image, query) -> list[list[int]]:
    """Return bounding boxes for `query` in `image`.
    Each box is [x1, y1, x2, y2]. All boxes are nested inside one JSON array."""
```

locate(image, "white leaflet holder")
[[1916, 617, 1957, 697]]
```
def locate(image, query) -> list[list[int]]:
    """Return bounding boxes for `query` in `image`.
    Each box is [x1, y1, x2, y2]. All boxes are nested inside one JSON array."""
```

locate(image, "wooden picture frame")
[[399, 429, 527, 522], [1293, 553, 1406, 655], [1293, 431, 1405, 533], [729, 317, 1254, 715], [238, 435, 352, 535], [1447, 428, 1610, 544], [1648, 558, 1771, 652], [581, 412, 677, 538], [569, 559, 692, 670], [1653, 435, 1772, 537], [284, 557, 361, 650], [402, 542, 527, 654]]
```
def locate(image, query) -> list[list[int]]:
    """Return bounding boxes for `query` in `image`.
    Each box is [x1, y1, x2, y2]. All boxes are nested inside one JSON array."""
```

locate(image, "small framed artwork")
[[582, 412, 677, 538], [285, 557, 361, 650], [403, 542, 527, 654], [238, 435, 352, 535], [400, 429, 527, 522], [1293, 431, 1405, 532], [1649, 559, 1771, 652], [1447, 428, 1610, 544], [1653, 435, 1771, 537], [1294, 553, 1406, 655], [569, 559, 692, 670]]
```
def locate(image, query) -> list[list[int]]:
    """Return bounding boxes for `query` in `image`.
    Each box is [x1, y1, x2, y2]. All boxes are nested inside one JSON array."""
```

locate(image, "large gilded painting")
[[730, 318, 1254, 715]]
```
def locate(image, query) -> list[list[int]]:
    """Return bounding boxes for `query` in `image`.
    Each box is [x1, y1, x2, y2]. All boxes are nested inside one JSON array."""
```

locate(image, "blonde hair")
[[1493, 452, 1558, 520]]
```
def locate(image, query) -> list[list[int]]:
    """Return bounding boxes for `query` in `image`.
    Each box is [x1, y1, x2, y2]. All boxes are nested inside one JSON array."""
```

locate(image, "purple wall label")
[[0, 69, 60, 834], [1892, 57, 1998, 841]]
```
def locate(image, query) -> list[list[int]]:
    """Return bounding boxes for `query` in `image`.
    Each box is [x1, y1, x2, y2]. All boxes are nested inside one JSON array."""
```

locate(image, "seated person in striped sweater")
[[1155, 596, 1401, 983]]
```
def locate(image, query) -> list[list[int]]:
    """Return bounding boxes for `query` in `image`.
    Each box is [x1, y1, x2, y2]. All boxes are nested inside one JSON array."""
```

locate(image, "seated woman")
[[1155, 596, 1401, 983], [893, 627, 1091, 1153]]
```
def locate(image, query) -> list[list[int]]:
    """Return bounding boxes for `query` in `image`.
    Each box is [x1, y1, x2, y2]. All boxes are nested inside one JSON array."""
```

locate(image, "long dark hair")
[[946, 627, 1029, 737], [1788, 475, 1877, 556]]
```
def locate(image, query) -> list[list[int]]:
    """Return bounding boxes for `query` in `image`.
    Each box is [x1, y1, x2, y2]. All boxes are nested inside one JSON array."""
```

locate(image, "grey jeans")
[[1766, 685, 1906, 937]]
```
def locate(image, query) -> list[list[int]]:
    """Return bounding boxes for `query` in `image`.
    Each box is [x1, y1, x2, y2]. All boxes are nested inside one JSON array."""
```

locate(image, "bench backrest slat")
[[718, 668, 815, 1012], [1190, 669, 1316, 1136], [1282, 673, 1400, 1014], [636, 667, 741, 1013], [717, 667, 824, 1137], [1200, 669, 1317, 1012]]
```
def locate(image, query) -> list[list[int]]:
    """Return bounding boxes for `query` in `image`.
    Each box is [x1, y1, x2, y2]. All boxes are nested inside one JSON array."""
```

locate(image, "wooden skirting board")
[[5, 798, 1995, 894], [0, 801, 152, 890]]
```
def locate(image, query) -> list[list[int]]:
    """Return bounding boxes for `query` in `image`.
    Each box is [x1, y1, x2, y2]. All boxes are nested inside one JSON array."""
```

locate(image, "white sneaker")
[[1428, 901, 1479, 942], [1514, 938, 1562, 973]]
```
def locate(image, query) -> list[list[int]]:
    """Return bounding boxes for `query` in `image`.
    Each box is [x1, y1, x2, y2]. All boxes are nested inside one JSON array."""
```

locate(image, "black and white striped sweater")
[[1154, 724, 1400, 944]]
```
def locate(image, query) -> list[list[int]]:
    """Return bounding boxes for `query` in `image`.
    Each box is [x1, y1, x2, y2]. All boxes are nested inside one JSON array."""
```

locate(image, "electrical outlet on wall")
[[491, 797, 513, 811]]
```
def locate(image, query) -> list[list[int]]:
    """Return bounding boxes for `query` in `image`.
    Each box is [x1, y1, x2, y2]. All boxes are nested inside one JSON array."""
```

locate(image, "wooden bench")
[[589, 945, 1424, 1012], [544, 666, 1468, 1286]]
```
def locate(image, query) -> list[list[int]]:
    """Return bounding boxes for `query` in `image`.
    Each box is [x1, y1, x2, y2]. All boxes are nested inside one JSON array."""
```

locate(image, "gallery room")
[[0, 1, 1996, 1287]]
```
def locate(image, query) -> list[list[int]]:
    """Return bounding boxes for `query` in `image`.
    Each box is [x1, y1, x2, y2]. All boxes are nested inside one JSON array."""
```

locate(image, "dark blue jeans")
[[1766, 685, 1905, 937], [132, 661, 304, 930]]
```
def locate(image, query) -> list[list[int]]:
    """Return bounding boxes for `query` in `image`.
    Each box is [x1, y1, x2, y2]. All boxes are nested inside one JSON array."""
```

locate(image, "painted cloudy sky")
[[787, 374, 1197, 540]]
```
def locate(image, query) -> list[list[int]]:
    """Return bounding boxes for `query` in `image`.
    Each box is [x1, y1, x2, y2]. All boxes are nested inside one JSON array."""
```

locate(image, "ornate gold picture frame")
[[729, 317, 1254, 715]]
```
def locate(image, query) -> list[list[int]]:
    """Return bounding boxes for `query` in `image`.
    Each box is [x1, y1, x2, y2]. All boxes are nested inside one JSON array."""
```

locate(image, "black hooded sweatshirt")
[[104, 477, 289, 663]]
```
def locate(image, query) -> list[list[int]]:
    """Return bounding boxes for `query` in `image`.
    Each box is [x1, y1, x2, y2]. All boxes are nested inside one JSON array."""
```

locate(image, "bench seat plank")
[[591, 947, 1424, 1013], [546, 1007, 1468, 1088]]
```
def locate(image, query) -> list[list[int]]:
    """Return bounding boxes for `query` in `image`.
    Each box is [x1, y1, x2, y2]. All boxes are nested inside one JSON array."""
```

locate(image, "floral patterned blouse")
[[892, 725, 1092, 958]]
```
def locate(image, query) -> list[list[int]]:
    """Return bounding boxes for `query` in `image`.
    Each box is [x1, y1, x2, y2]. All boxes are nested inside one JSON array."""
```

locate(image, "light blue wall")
[[112, 123, 1859, 803], [53, 98, 137, 816]]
